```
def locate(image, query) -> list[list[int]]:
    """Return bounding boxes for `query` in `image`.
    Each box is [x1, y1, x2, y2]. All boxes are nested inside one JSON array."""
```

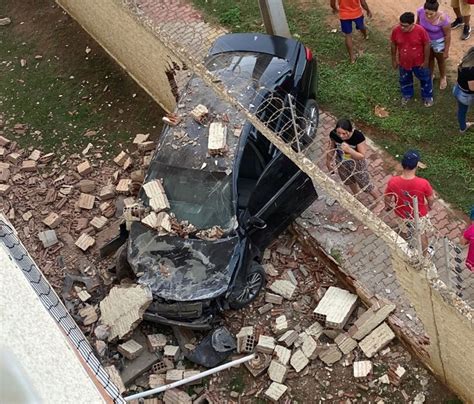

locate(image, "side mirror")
[[247, 216, 267, 230]]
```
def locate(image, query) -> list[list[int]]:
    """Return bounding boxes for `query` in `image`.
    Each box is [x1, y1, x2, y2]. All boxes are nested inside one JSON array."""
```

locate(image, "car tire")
[[300, 99, 319, 147], [229, 263, 266, 310], [115, 244, 135, 281]]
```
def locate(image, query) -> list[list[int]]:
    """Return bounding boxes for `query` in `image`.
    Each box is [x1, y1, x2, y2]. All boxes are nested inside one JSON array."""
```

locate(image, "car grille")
[[148, 301, 204, 320]]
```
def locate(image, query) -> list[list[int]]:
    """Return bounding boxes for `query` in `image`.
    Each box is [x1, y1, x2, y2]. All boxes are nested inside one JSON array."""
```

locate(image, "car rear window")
[[144, 162, 235, 231]]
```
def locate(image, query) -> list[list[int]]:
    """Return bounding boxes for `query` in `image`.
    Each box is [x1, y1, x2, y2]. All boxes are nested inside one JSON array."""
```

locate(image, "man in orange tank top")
[[330, 0, 372, 63]]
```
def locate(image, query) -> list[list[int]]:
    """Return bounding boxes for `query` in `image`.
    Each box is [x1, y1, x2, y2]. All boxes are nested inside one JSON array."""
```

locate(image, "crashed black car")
[[118, 33, 319, 329]]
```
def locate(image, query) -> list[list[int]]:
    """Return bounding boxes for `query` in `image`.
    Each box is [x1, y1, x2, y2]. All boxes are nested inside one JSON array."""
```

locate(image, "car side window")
[[247, 154, 298, 216]]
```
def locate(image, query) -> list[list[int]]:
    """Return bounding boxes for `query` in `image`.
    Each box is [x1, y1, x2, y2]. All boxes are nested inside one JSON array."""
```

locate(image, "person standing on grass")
[[451, 0, 471, 40], [416, 0, 451, 90], [391, 12, 434, 107], [326, 118, 378, 201], [384, 150, 434, 253], [330, 0, 372, 63], [453, 47, 474, 134], [460, 207, 474, 272]]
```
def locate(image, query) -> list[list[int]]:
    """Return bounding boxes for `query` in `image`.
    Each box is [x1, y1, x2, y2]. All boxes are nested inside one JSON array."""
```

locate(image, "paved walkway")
[[125, 0, 473, 332]]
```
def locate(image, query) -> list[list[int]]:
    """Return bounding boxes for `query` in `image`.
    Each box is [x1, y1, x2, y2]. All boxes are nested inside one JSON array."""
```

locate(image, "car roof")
[[208, 33, 302, 63], [154, 74, 245, 173]]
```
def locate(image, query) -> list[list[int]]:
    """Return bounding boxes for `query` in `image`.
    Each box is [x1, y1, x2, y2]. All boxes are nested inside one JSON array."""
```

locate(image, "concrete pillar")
[[258, 0, 291, 38]]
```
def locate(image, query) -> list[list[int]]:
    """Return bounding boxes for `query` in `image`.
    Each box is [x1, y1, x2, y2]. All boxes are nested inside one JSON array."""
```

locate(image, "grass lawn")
[[0, 2, 163, 156], [192, 0, 473, 213]]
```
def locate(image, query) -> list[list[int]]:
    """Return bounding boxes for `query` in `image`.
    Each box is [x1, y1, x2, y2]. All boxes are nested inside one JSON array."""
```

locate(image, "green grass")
[[0, 21, 161, 156], [192, 0, 474, 212]]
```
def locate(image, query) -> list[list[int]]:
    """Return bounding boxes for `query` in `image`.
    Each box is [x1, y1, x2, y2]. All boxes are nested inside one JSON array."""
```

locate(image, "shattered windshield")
[[144, 162, 235, 231]]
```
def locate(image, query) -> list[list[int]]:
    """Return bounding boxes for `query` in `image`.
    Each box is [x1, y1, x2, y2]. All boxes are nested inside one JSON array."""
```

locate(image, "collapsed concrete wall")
[[56, 0, 182, 113], [391, 256, 474, 402]]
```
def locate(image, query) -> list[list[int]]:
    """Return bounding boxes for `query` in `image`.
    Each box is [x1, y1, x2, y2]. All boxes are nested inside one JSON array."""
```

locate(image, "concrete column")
[[258, 0, 291, 38]]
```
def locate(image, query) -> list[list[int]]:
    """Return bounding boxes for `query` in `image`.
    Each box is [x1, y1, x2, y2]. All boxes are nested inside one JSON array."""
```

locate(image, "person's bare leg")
[[429, 49, 435, 77], [435, 52, 447, 89], [348, 182, 359, 194], [421, 234, 429, 255], [360, 27, 369, 40], [453, 7, 462, 19], [344, 34, 356, 63], [463, 15, 471, 25]]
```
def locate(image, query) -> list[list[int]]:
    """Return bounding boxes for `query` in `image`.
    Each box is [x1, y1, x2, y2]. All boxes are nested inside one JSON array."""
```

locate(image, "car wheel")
[[115, 244, 135, 281], [229, 263, 266, 309], [300, 99, 319, 146]]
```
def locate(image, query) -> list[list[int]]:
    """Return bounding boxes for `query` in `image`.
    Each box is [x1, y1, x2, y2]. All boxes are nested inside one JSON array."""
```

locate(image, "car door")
[[244, 152, 318, 250]]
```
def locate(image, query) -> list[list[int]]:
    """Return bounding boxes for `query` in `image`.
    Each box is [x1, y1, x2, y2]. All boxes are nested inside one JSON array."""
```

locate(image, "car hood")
[[128, 223, 239, 301]]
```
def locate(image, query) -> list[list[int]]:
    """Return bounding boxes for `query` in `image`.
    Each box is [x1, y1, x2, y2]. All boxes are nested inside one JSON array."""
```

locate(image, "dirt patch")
[[1, 0, 164, 143]]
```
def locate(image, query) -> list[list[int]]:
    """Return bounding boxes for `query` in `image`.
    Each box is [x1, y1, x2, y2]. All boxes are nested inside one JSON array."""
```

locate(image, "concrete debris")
[[42, 212, 63, 229], [353, 360, 373, 378], [38, 230, 58, 248], [290, 349, 309, 373], [163, 389, 192, 404], [208, 122, 227, 155], [99, 184, 115, 200], [105, 365, 126, 394], [77, 160, 92, 176], [335, 332, 358, 355], [164, 345, 180, 361], [79, 179, 96, 193], [118, 339, 144, 360], [77, 290, 91, 302], [263, 263, 279, 277], [359, 323, 395, 358], [165, 369, 184, 383], [387, 364, 406, 386], [268, 360, 287, 383], [256, 335, 276, 354], [77, 193, 95, 210], [349, 303, 396, 341], [278, 330, 298, 348], [148, 374, 165, 389], [265, 292, 283, 305], [147, 333, 167, 352], [313, 286, 358, 329], [190, 104, 208, 123], [94, 324, 110, 341], [152, 359, 174, 374], [114, 151, 129, 167], [301, 333, 319, 360], [274, 345, 291, 366], [116, 178, 132, 194], [78, 304, 98, 326], [264, 382, 288, 403], [99, 285, 153, 341], [269, 280, 296, 300], [236, 326, 255, 354], [137, 141, 155, 153], [306, 321, 324, 339], [133, 133, 150, 144], [319, 344, 342, 365], [244, 352, 272, 377], [90, 215, 108, 231], [75, 233, 95, 251], [273, 315, 289, 335], [143, 179, 170, 211], [0, 17, 12, 26]]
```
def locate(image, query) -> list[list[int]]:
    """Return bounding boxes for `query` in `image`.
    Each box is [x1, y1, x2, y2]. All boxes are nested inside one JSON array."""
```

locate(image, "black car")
[[119, 33, 319, 329]]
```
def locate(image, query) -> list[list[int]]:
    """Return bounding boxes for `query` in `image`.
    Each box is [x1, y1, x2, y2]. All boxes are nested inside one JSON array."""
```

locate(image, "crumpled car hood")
[[128, 223, 239, 301]]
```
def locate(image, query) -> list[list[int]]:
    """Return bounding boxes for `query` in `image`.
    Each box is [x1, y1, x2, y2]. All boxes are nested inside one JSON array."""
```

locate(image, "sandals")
[[439, 77, 447, 90]]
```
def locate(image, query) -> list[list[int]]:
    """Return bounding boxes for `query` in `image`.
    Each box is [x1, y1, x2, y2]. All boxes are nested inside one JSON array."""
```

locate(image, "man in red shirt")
[[384, 150, 435, 253], [391, 12, 434, 107], [331, 0, 372, 63]]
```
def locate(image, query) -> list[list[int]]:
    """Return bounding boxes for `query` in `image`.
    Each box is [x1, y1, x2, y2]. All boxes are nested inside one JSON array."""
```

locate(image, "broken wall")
[[391, 256, 474, 402], [56, 0, 182, 113]]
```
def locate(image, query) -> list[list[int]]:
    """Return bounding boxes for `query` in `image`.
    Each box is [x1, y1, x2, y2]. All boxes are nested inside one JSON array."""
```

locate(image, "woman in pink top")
[[416, 0, 451, 90], [460, 207, 474, 272]]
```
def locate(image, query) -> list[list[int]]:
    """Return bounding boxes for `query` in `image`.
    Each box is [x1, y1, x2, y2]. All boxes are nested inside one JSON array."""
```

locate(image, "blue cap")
[[401, 149, 420, 169], [470, 206, 474, 221]]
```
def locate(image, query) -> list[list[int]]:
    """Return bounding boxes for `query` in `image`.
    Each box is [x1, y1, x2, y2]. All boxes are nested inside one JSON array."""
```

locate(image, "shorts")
[[396, 215, 432, 235], [340, 15, 365, 34], [453, 83, 474, 106], [336, 159, 374, 192], [451, 0, 471, 16], [430, 37, 445, 53]]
